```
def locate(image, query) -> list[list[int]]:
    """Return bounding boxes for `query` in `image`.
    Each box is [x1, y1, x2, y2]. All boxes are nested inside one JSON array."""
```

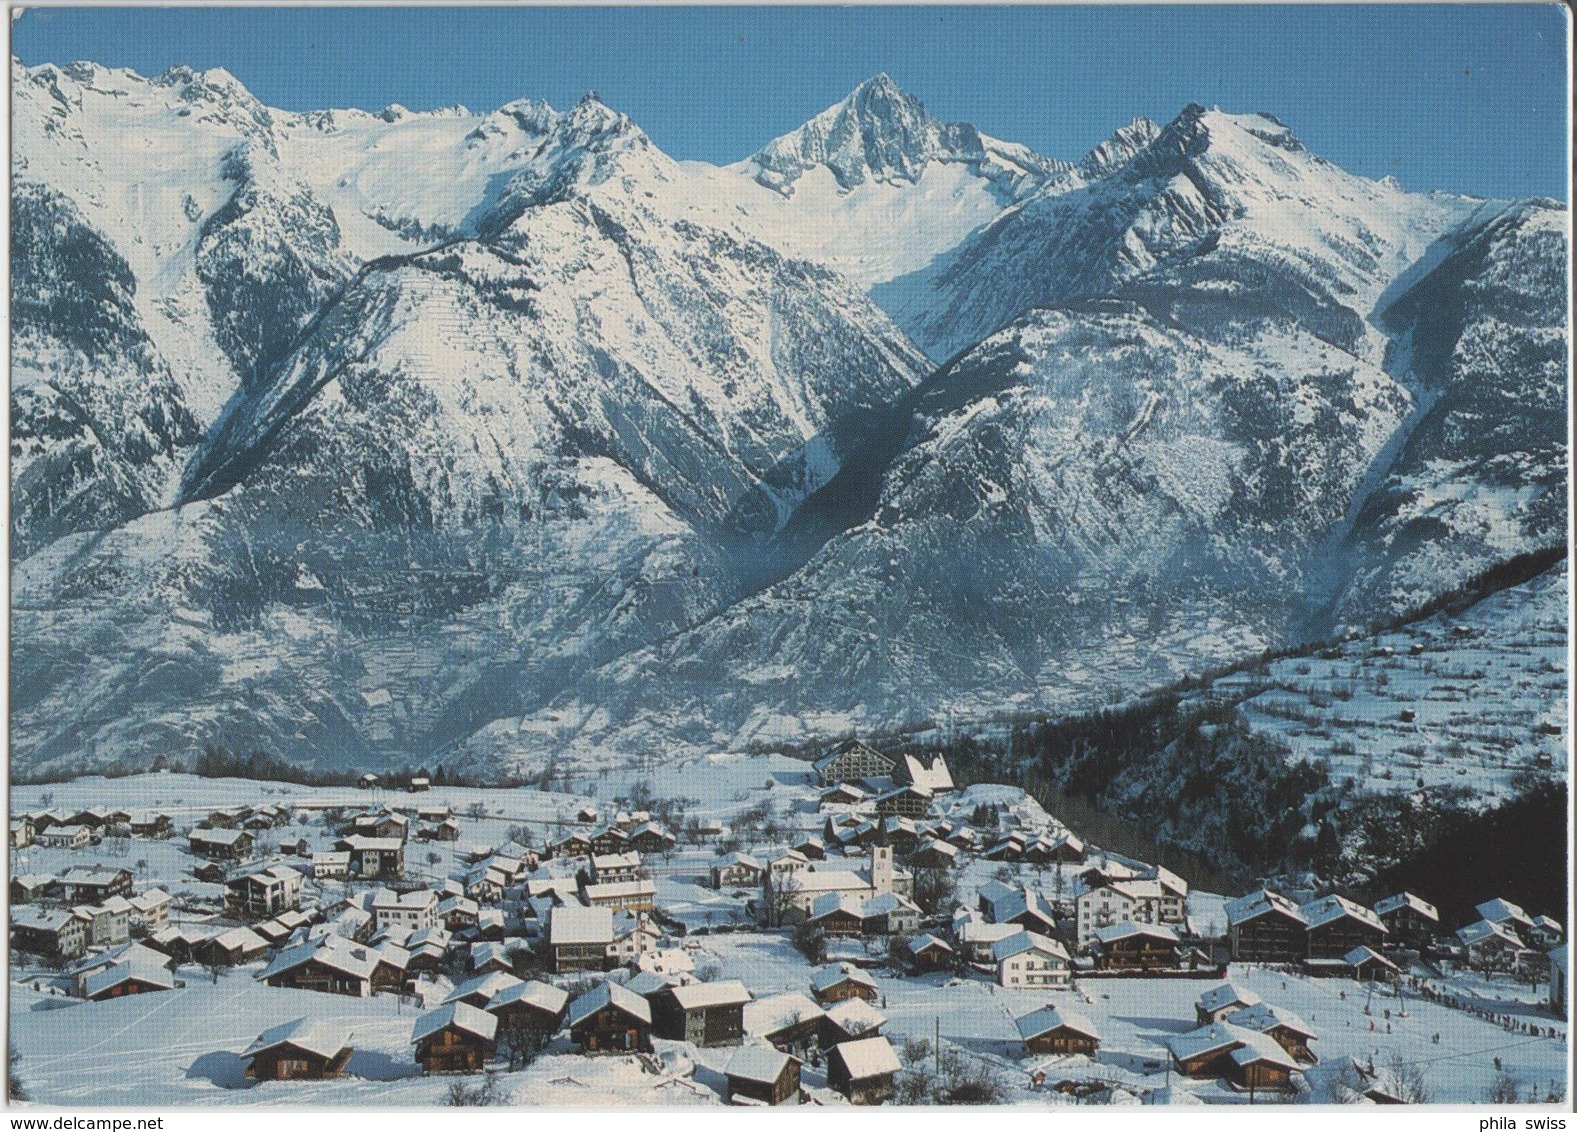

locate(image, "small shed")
[[411, 1002, 497, 1074], [826, 1035, 901, 1105], [725, 1044, 801, 1106]]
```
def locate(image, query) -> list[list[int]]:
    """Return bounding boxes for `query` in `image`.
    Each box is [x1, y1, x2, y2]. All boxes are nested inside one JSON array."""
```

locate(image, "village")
[[6, 741, 1569, 1107]]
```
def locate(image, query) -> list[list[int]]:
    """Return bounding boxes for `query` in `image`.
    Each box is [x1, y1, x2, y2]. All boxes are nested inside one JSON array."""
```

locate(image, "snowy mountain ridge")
[[9, 59, 1567, 782]]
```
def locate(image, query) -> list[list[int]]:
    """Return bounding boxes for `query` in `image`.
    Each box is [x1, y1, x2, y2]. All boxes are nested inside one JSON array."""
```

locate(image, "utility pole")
[[934, 1016, 940, 1077]]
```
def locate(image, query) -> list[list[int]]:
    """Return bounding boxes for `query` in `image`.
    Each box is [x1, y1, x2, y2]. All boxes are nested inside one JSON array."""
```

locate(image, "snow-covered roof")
[[189, 827, 248, 846], [444, 971, 524, 1005], [1373, 891, 1439, 921], [82, 958, 174, 998], [259, 935, 378, 983], [128, 889, 171, 911], [488, 980, 569, 1016], [810, 892, 865, 921], [567, 981, 651, 1028], [624, 971, 677, 998], [745, 992, 825, 1036], [725, 1043, 796, 1084], [1224, 1003, 1317, 1040], [810, 962, 878, 993], [714, 851, 762, 871], [1015, 1005, 1101, 1042], [1093, 920, 1179, 946], [1167, 1022, 1256, 1062], [551, 905, 614, 945], [1299, 894, 1386, 934], [830, 1035, 901, 1080], [244, 1017, 353, 1061], [584, 878, 656, 900], [59, 865, 130, 883], [1458, 918, 1525, 949], [411, 1001, 497, 1046], [1229, 1031, 1302, 1071], [1224, 889, 1306, 928], [1532, 914, 1563, 933], [1343, 945, 1399, 971], [372, 887, 436, 910], [338, 835, 403, 851], [669, 980, 752, 1010], [1192, 983, 1255, 1021], [1477, 898, 1533, 927], [862, 891, 919, 917], [991, 929, 1069, 963], [826, 997, 886, 1035]]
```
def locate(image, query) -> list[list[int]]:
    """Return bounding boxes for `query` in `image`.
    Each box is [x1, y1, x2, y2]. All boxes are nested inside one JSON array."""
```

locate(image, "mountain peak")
[[746, 74, 1053, 196]]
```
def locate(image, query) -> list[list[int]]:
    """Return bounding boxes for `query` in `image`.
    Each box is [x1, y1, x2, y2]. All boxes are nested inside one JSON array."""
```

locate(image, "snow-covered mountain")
[[9, 61, 1568, 780]]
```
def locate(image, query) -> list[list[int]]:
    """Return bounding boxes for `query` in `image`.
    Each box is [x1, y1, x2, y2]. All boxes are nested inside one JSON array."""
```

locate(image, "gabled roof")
[[668, 980, 752, 1010], [1015, 1005, 1100, 1042], [1476, 898, 1533, 927], [1300, 894, 1386, 934], [1373, 892, 1439, 921], [258, 935, 378, 983], [1343, 945, 1399, 972], [810, 962, 878, 993], [624, 971, 678, 998], [1093, 920, 1179, 946], [567, 981, 651, 1028], [826, 997, 885, 1035], [813, 739, 894, 773], [82, 958, 174, 998], [725, 1044, 796, 1085], [488, 980, 569, 1016], [1224, 889, 1306, 928], [1167, 1021, 1255, 1062], [411, 1001, 497, 1046], [714, 851, 762, 871], [189, 828, 249, 846], [830, 1035, 901, 1080], [444, 971, 524, 1005], [744, 992, 825, 1036], [908, 932, 955, 955], [1229, 1030, 1302, 1070], [1197, 982, 1261, 1015], [244, 1017, 354, 1061], [991, 930, 1069, 963], [1458, 918, 1525, 949], [809, 892, 865, 921], [1224, 1003, 1317, 1040]]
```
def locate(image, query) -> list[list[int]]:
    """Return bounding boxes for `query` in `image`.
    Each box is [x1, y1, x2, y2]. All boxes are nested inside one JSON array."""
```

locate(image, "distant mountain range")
[[9, 60, 1568, 781]]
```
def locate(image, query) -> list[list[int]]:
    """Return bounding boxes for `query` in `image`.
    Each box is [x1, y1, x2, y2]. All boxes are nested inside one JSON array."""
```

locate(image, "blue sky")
[[11, 5, 1570, 200]]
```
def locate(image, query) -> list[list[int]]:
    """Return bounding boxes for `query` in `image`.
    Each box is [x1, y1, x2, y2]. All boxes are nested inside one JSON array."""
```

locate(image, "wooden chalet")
[[628, 822, 675, 854], [1223, 1004, 1319, 1064], [1225, 890, 1307, 962], [904, 933, 957, 973], [823, 998, 886, 1046], [258, 936, 378, 997], [189, 827, 254, 862], [743, 992, 826, 1059], [1168, 1023, 1302, 1092], [826, 1035, 900, 1105], [444, 971, 524, 1010], [412, 1002, 497, 1074], [129, 812, 173, 838], [806, 894, 865, 938], [58, 865, 134, 903], [244, 1018, 354, 1081], [1373, 892, 1439, 949], [486, 980, 570, 1039], [37, 824, 91, 850], [1092, 921, 1182, 970], [1345, 945, 1402, 983], [810, 963, 879, 1005], [10, 874, 53, 904], [1015, 1005, 1102, 1055], [725, 1045, 802, 1106], [587, 826, 631, 856], [1195, 982, 1262, 1025], [12, 906, 88, 960], [567, 982, 653, 1054], [1301, 895, 1387, 958], [652, 980, 752, 1047], [81, 956, 175, 1002]]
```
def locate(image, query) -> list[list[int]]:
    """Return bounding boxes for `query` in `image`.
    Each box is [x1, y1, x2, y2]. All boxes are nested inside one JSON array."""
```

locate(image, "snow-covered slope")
[[11, 67, 929, 776], [1332, 199, 1569, 625], [876, 105, 1478, 362]]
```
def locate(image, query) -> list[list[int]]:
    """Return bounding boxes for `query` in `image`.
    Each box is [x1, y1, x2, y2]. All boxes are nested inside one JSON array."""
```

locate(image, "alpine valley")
[[10, 57, 1568, 826]]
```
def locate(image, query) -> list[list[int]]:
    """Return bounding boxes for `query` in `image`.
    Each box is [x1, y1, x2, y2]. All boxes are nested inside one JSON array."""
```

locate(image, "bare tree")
[[1485, 1071, 1520, 1104], [762, 869, 803, 929], [1385, 1052, 1431, 1104]]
